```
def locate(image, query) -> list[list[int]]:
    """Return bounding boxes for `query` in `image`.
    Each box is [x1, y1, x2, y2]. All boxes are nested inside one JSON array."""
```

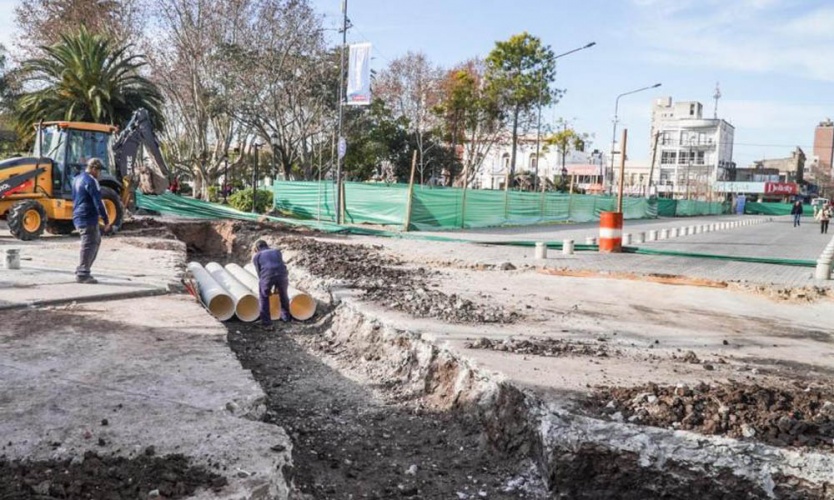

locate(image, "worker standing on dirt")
[[72, 158, 111, 284], [252, 240, 291, 329]]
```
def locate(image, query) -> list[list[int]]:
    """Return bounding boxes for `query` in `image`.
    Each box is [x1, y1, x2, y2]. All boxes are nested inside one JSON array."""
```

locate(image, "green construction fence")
[[272, 181, 728, 231], [744, 202, 815, 216]]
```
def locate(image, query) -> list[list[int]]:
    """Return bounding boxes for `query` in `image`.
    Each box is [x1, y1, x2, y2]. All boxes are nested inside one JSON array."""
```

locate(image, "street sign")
[[338, 137, 347, 160]]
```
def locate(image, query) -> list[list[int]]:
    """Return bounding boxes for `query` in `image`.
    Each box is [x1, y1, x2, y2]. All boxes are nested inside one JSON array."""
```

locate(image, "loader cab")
[[33, 122, 116, 198]]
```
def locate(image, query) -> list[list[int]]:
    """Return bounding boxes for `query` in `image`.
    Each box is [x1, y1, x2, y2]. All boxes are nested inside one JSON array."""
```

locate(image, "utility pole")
[[335, 0, 349, 224], [647, 132, 660, 197], [252, 143, 260, 213]]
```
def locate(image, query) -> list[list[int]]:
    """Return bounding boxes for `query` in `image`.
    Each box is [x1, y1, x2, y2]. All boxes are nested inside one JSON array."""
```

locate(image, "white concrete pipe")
[[563, 239, 575, 254], [647, 230, 658, 241], [187, 262, 236, 321], [815, 257, 832, 281], [659, 229, 669, 239], [244, 263, 317, 321], [535, 242, 548, 260], [671, 228, 680, 238], [205, 262, 259, 322], [227, 263, 279, 321]]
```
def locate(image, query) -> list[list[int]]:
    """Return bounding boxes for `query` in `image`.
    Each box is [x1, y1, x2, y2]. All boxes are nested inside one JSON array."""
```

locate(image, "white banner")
[[713, 181, 765, 194], [346, 43, 372, 106]]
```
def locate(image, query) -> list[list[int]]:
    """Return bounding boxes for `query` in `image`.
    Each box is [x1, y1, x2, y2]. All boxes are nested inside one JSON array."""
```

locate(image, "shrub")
[[228, 188, 273, 213]]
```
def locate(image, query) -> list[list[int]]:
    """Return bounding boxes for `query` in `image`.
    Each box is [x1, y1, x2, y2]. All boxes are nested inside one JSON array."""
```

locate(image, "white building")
[[476, 135, 607, 190], [650, 97, 735, 199]]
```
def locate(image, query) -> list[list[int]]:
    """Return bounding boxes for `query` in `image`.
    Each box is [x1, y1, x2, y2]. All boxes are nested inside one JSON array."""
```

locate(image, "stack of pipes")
[[186, 262, 316, 322]]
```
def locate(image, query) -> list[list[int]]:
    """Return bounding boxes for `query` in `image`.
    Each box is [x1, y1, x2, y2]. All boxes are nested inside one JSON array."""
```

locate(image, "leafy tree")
[[343, 99, 410, 181], [16, 27, 163, 137], [545, 122, 589, 180], [435, 59, 502, 187], [485, 32, 559, 185]]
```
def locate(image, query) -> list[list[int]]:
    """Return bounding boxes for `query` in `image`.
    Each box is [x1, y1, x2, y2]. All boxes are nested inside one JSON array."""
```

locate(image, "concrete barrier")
[[671, 228, 680, 238], [635, 232, 646, 243], [622, 234, 632, 245], [535, 242, 548, 260], [585, 236, 597, 245], [563, 239, 575, 255], [647, 230, 658, 241], [660, 229, 669, 239]]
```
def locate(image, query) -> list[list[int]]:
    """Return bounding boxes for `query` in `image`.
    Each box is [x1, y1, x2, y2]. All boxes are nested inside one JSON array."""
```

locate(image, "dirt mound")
[[585, 382, 834, 448], [466, 337, 614, 357], [0, 450, 227, 499], [283, 238, 519, 324]]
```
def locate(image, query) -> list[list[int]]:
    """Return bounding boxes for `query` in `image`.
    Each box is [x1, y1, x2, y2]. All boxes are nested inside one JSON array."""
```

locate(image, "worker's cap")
[[255, 240, 269, 251], [87, 158, 104, 170]]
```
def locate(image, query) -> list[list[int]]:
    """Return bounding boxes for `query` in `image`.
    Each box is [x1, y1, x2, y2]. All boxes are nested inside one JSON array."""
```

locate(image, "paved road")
[[374, 215, 834, 289]]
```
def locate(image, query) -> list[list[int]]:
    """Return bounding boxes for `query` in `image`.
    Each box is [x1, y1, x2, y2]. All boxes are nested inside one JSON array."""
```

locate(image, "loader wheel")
[[100, 186, 125, 231], [45, 220, 76, 235], [8, 200, 47, 241]]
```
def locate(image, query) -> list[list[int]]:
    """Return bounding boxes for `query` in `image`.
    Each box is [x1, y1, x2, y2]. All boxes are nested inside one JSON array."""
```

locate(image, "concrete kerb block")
[[689, 225, 697, 235], [647, 230, 658, 241], [622, 233, 632, 245], [4, 248, 20, 270], [585, 236, 597, 245], [563, 239, 575, 255], [671, 228, 680, 237], [635, 232, 646, 243], [815, 257, 832, 280], [535, 242, 548, 260], [659, 229, 669, 239]]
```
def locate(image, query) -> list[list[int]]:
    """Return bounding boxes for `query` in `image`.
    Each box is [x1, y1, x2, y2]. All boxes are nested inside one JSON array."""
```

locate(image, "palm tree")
[[16, 26, 163, 135]]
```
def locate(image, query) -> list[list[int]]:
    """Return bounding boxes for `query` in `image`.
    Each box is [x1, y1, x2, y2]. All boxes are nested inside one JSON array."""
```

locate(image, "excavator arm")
[[112, 108, 170, 196]]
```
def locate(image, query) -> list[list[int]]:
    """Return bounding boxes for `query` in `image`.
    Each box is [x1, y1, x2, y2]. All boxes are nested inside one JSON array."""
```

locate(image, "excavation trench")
[[145, 219, 833, 499]]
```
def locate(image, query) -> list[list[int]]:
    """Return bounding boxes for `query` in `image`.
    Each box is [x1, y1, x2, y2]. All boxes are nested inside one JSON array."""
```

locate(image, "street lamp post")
[[609, 83, 661, 195], [534, 42, 596, 191]]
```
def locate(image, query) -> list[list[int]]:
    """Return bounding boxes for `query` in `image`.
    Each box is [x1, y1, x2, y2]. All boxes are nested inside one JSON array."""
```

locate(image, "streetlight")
[[609, 83, 661, 195], [534, 42, 596, 191], [252, 141, 262, 213]]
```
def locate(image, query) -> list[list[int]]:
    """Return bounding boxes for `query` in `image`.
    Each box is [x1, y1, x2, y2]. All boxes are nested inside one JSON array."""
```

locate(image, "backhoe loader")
[[0, 108, 169, 240]]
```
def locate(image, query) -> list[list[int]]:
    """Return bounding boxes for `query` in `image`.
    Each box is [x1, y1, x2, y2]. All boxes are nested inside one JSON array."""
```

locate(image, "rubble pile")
[[283, 238, 518, 324], [466, 337, 612, 357], [586, 382, 834, 448]]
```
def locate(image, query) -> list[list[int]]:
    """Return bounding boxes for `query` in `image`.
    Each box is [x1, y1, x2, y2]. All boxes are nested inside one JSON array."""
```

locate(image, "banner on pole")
[[346, 43, 372, 106]]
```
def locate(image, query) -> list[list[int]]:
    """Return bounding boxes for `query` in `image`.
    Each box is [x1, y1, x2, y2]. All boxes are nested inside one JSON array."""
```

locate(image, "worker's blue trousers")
[[259, 274, 290, 326]]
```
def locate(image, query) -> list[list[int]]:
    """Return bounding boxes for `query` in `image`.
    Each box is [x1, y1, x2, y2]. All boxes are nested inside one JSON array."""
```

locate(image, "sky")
[[0, 0, 832, 168]]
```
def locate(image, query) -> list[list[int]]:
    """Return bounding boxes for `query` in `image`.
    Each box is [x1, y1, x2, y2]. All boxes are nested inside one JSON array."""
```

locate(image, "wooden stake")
[[460, 162, 470, 228], [403, 151, 418, 231]]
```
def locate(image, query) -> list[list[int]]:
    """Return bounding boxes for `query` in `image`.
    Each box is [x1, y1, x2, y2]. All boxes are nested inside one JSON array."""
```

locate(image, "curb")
[[0, 287, 171, 311]]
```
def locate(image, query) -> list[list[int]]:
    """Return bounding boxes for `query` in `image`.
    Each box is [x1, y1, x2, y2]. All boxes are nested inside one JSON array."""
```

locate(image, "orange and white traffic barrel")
[[599, 211, 623, 253]]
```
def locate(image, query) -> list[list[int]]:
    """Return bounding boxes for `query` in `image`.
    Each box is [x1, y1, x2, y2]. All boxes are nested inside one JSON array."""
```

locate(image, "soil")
[[465, 337, 617, 358], [0, 450, 227, 499], [227, 317, 547, 499], [584, 382, 834, 449], [280, 237, 519, 324]]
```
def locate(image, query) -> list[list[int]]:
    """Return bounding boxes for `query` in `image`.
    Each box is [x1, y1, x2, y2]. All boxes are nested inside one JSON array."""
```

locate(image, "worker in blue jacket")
[[252, 240, 291, 329], [72, 158, 111, 284]]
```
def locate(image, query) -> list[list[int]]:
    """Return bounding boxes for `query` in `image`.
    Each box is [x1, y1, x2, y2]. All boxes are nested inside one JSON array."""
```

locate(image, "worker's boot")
[[76, 275, 98, 284]]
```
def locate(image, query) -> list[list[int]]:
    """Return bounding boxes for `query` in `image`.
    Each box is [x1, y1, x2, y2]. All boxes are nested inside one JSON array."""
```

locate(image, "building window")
[[530, 154, 537, 169], [697, 151, 705, 165], [661, 151, 677, 164], [501, 153, 510, 171], [689, 104, 695, 116]]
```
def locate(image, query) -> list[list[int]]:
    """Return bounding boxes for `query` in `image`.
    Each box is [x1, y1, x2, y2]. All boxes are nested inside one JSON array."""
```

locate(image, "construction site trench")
[[122, 219, 834, 498]]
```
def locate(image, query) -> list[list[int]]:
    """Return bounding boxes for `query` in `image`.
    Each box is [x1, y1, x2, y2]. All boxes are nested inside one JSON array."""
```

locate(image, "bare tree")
[[13, 0, 146, 58], [148, 0, 251, 198], [375, 52, 444, 184]]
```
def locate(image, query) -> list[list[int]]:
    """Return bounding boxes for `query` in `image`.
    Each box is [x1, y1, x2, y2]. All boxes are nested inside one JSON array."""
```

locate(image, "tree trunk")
[[509, 107, 520, 188]]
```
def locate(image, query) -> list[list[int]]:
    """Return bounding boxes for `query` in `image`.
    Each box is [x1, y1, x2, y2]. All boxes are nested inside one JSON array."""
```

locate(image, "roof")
[[38, 121, 117, 133]]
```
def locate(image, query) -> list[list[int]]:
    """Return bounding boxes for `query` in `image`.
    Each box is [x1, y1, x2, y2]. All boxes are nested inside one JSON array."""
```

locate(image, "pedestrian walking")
[[252, 240, 291, 330], [820, 205, 831, 234], [72, 158, 111, 284], [791, 200, 803, 227]]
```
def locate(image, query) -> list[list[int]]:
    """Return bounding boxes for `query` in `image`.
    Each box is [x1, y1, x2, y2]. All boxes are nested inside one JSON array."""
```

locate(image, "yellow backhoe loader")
[[0, 108, 169, 240]]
